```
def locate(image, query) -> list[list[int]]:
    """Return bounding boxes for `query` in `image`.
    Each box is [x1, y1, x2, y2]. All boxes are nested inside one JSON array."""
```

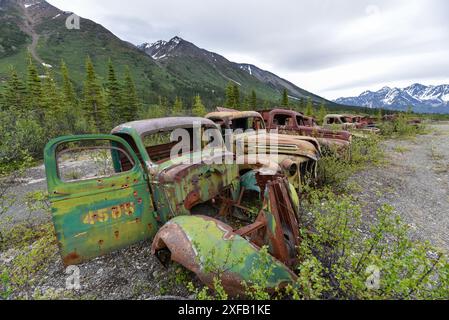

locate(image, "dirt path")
[[350, 122, 449, 251], [18, 2, 44, 64]]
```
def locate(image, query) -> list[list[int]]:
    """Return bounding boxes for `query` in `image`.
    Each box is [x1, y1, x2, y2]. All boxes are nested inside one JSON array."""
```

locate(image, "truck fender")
[[151, 215, 297, 296]]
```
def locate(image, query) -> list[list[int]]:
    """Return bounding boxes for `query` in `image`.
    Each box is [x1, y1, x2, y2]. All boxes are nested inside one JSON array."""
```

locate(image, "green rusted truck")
[[44, 117, 302, 295]]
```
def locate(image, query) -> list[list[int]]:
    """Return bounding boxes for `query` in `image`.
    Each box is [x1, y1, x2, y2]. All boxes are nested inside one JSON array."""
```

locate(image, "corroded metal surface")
[[111, 117, 219, 136], [151, 176, 301, 296], [45, 135, 159, 265], [205, 110, 321, 189], [45, 117, 304, 295], [259, 109, 352, 155]]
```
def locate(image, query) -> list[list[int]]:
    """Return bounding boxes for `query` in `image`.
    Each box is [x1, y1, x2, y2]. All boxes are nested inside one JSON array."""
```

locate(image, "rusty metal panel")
[[152, 215, 297, 296], [44, 135, 158, 265]]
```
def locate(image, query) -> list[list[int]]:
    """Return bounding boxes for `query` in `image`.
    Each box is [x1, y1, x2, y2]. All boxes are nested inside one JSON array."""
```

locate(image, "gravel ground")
[[2, 122, 448, 299], [1, 160, 195, 300], [1, 237, 194, 300], [349, 122, 449, 252]]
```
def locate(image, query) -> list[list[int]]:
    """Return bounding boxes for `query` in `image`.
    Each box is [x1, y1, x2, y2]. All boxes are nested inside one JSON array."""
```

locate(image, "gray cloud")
[[47, 0, 449, 98]]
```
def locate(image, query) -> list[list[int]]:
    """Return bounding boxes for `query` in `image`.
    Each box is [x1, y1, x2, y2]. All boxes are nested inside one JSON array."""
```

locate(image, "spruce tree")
[[26, 53, 42, 112], [3, 66, 27, 112], [377, 108, 383, 122], [305, 98, 314, 116], [225, 82, 235, 108], [172, 96, 183, 115], [281, 89, 289, 107], [232, 84, 240, 110], [105, 59, 122, 125], [60, 60, 93, 134], [83, 56, 108, 131], [192, 94, 206, 116], [242, 96, 250, 111], [299, 98, 305, 111], [317, 102, 328, 125], [41, 67, 62, 116], [224, 82, 242, 109], [60, 60, 77, 104], [249, 90, 257, 110], [121, 66, 140, 122]]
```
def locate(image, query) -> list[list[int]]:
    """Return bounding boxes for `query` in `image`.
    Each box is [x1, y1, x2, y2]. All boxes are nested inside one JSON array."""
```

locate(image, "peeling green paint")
[[168, 215, 296, 288]]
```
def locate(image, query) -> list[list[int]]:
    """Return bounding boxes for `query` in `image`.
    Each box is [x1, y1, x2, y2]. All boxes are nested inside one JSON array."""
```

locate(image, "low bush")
[[378, 116, 428, 139], [286, 189, 449, 300], [315, 135, 384, 188]]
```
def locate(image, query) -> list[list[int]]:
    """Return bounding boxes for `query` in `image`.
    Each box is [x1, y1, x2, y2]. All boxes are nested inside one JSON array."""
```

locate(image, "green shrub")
[[294, 188, 449, 299], [316, 135, 384, 188], [379, 116, 428, 139]]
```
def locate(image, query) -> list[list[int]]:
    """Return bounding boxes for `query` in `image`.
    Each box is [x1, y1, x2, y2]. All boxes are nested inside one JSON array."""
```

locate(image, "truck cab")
[[44, 117, 302, 295], [205, 110, 321, 189], [259, 109, 352, 156]]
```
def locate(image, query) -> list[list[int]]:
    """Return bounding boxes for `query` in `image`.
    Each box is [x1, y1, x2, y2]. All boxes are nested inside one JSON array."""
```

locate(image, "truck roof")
[[206, 111, 263, 121], [111, 117, 218, 136]]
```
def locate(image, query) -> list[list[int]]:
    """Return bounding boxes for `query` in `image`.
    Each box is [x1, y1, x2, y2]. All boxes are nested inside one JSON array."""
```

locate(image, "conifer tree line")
[[0, 53, 332, 166], [224, 81, 258, 111], [0, 53, 214, 164]]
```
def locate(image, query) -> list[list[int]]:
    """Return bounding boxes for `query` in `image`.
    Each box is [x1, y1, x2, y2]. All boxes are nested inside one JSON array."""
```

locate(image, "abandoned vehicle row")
[[43, 107, 400, 295]]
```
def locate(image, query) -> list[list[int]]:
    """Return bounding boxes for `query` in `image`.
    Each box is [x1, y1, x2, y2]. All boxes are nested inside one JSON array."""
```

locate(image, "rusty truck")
[[44, 117, 305, 296], [258, 109, 352, 156]]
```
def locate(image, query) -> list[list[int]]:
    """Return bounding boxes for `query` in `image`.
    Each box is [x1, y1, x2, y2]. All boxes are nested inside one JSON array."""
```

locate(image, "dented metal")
[[206, 109, 321, 189], [259, 109, 352, 156], [44, 117, 305, 296], [151, 176, 301, 296]]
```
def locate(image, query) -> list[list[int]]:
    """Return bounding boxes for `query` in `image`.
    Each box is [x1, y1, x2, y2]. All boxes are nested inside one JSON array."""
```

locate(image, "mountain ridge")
[[335, 83, 449, 114], [1, 0, 340, 109], [138, 36, 331, 104]]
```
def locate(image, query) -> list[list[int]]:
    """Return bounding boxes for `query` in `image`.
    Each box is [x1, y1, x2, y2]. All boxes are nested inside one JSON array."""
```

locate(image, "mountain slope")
[[139, 37, 331, 105], [335, 84, 449, 114], [1, 0, 335, 108], [0, 0, 181, 101]]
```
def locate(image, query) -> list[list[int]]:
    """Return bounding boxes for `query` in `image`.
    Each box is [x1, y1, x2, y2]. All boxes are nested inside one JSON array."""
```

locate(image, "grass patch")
[[433, 163, 449, 174], [393, 146, 410, 154], [290, 189, 449, 299], [429, 145, 445, 161], [314, 135, 385, 189], [0, 190, 59, 300]]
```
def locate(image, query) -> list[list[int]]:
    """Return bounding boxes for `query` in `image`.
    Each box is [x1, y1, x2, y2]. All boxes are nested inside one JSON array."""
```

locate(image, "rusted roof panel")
[[206, 111, 263, 121], [111, 117, 218, 136]]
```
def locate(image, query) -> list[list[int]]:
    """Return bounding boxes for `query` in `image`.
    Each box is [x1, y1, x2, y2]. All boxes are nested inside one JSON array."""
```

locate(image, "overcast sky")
[[47, 0, 449, 99]]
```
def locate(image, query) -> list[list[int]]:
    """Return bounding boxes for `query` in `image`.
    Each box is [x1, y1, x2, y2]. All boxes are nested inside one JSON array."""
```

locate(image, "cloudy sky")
[[47, 0, 449, 99]]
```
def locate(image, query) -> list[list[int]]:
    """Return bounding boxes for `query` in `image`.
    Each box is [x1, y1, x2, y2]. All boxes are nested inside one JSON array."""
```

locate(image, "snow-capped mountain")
[[137, 36, 330, 104], [138, 37, 182, 60], [335, 84, 449, 114]]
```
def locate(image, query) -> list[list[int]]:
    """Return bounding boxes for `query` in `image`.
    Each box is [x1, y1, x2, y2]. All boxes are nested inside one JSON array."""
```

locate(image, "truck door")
[[44, 135, 158, 265]]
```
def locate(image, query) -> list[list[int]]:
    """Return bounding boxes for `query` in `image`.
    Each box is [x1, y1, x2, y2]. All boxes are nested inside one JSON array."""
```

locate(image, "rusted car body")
[[205, 110, 321, 189], [323, 114, 381, 136], [383, 114, 422, 126], [44, 117, 302, 295], [258, 109, 352, 155], [302, 115, 318, 127], [360, 116, 378, 127]]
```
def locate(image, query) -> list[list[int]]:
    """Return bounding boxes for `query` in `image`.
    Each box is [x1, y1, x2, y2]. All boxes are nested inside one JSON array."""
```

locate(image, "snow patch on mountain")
[[335, 83, 449, 114]]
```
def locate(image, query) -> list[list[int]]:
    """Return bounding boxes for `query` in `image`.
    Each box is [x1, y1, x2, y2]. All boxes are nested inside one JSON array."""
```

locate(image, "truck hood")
[[235, 132, 321, 161], [153, 150, 235, 183]]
